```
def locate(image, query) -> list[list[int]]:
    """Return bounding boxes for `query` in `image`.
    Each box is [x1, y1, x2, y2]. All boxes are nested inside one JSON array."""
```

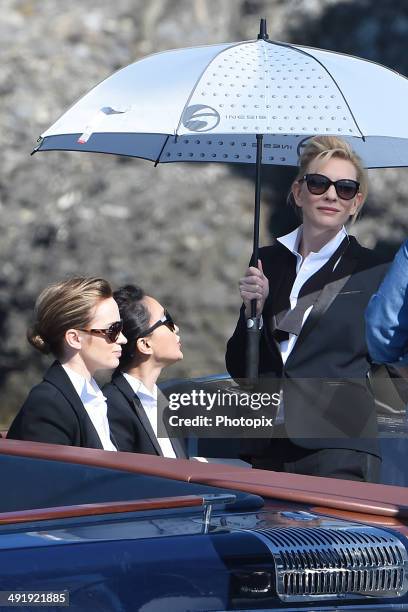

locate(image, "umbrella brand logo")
[[182, 105, 220, 132], [227, 115, 267, 121], [252, 143, 293, 150]]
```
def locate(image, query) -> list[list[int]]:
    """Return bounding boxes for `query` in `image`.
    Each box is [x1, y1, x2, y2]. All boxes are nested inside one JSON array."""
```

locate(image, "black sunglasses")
[[137, 310, 176, 339], [79, 320, 123, 343], [301, 173, 360, 200]]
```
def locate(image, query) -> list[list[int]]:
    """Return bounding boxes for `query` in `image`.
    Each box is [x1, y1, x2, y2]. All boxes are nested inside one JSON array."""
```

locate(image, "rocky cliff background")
[[1, 0, 408, 426]]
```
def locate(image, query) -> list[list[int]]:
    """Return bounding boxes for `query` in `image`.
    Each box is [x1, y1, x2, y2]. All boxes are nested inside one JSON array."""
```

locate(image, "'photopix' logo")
[[182, 105, 220, 132]]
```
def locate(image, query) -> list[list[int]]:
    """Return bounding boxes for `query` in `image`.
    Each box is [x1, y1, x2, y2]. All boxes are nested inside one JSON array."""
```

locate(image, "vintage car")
[[1, 373, 408, 612]]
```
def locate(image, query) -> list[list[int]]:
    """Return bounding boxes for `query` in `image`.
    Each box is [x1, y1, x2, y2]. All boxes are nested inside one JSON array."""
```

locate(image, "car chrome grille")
[[249, 526, 408, 602]]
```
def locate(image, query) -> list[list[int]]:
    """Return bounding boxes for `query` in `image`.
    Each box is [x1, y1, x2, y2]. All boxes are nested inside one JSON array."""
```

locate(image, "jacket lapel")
[[43, 361, 84, 411], [112, 373, 163, 456], [267, 247, 297, 329], [132, 395, 163, 456], [289, 240, 359, 356], [157, 389, 188, 458], [43, 361, 103, 449], [265, 247, 295, 360]]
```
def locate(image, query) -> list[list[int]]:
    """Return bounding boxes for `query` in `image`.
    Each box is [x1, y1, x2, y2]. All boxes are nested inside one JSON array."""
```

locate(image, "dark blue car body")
[[1, 436, 408, 612]]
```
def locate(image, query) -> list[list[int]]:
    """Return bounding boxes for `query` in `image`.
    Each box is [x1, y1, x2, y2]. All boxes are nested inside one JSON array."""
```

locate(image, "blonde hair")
[[291, 136, 368, 223], [28, 277, 112, 357]]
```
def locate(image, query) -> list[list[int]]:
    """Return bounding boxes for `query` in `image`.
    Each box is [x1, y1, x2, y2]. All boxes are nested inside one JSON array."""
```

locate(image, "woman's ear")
[[350, 192, 363, 216], [65, 329, 82, 350], [136, 336, 153, 356], [291, 181, 303, 208]]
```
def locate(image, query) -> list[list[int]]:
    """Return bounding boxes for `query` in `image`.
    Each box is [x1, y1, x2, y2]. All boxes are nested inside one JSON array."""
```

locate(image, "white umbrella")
[[34, 19, 408, 381]]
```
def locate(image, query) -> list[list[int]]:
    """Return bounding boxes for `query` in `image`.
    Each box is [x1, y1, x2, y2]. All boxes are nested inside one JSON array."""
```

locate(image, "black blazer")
[[7, 361, 110, 449], [104, 372, 187, 458], [226, 236, 390, 457]]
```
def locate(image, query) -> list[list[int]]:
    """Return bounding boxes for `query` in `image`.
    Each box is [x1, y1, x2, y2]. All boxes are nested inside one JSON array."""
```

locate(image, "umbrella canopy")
[[37, 32, 408, 168]]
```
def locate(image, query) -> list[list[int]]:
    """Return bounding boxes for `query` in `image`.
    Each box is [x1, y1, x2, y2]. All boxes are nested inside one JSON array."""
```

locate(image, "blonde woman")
[[226, 136, 389, 482], [7, 277, 126, 449]]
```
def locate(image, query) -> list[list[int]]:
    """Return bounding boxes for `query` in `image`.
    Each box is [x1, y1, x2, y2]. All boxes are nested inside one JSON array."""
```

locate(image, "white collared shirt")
[[62, 364, 117, 451], [276, 225, 348, 364], [122, 373, 177, 459]]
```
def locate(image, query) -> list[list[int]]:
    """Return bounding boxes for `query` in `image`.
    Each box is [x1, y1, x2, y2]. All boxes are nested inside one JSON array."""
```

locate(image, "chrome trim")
[[248, 526, 408, 602], [201, 494, 236, 533]]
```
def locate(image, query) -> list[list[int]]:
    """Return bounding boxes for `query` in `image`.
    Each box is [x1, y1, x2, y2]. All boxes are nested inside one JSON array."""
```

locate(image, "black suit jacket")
[[7, 361, 108, 449], [104, 372, 187, 458], [226, 236, 390, 457]]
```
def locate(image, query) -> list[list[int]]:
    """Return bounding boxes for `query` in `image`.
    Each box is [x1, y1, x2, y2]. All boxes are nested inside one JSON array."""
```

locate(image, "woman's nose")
[[118, 332, 127, 344], [325, 184, 338, 199], [175, 324, 180, 334]]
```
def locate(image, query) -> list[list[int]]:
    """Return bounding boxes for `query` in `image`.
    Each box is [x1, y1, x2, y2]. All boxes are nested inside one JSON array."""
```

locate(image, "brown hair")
[[290, 136, 368, 223], [27, 277, 113, 357]]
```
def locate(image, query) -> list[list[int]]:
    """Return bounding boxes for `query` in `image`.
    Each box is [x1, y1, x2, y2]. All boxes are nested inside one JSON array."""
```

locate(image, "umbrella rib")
[[154, 135, 170, 166], [264, 39, 366, 140], [297, 42, 408, 82], [174, 40, 257, 136], [260, 39, 271, 126]]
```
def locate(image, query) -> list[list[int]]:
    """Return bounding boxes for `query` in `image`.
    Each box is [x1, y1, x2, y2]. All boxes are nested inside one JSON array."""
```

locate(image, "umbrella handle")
[[246, 320, 261, 384], [245, 133, 263, 384]]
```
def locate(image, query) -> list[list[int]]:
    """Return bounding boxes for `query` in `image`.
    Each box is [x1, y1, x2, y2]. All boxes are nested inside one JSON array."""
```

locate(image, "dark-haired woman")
[[7, 277, 127, 449], [103, 285, 186, 457]]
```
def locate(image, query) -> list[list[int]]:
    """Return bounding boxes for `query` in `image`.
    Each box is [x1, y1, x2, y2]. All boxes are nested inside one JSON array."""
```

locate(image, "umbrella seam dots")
[[260, 41, 270, 130], [287, 43, 365, 140], [173, 40, 258, 138], [264, 38, 364, 138]]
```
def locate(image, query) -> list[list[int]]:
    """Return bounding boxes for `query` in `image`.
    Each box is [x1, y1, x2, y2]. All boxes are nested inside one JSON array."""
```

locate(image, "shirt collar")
[[122, 372, 157, 400], [277, 226, 302, 254], [277, 225, 348, 260], [62, 364, 104, 402]]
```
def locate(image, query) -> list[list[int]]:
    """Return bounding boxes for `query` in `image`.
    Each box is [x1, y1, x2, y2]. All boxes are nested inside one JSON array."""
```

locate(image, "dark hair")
[[113, 284, 150, 368], [28, 277, 112, 358]]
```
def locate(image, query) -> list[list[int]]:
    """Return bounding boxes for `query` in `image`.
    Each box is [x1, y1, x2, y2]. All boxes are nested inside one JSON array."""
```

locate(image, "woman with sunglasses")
[[226, 135, 389, 482], [103, 285, 186, 457], [7, 277, 127, 449]]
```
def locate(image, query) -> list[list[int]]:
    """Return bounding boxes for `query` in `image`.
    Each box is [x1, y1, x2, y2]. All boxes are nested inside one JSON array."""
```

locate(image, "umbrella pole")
[[245, 133, 263, 384]]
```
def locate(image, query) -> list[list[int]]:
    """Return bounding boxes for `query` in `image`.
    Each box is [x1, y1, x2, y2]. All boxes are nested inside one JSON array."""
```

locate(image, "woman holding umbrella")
[[226, 135, 389, 482]]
